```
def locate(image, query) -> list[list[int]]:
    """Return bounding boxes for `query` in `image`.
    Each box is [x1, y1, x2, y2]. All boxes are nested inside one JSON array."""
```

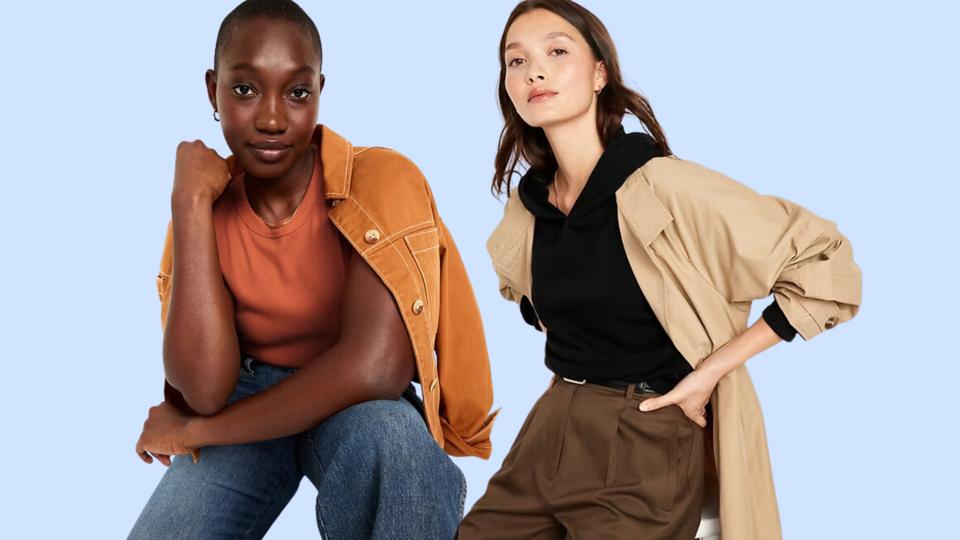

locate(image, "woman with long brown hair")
[[458, 1, 862, 538]]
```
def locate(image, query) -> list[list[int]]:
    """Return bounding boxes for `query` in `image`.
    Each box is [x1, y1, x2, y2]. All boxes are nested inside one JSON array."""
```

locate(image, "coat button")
[[412, 299, 424, 315], [824, 315, 839, 329], [364, 229, 381, 244], [330, 199, 341, 207]]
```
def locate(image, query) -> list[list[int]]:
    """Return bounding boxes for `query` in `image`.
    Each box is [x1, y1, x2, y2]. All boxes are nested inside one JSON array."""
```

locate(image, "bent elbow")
[[184, 392, 231, 416], [165, 380, 230, 417]]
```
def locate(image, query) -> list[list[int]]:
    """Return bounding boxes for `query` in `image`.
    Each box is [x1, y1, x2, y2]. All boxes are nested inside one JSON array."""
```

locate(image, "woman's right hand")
[[171, 140, 233, 205]]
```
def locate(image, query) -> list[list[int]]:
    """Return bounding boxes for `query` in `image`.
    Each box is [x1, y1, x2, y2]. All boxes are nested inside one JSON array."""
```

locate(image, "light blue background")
[[1, 1, 955, 538]]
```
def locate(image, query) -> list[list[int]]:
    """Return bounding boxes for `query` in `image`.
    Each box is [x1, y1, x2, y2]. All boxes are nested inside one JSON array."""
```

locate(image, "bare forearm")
[[183, 342, 412, 447], [163, 193, 240, 414], [697, 316, 783, 383]]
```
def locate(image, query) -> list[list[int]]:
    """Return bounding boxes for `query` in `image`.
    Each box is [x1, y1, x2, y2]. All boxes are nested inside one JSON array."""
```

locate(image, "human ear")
[[205, 69, 218, 112], [594, 61, 607, 92]]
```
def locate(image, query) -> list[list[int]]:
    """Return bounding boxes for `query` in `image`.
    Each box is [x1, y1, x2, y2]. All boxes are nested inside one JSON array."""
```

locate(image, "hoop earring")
[[213, 110, 220, 122]]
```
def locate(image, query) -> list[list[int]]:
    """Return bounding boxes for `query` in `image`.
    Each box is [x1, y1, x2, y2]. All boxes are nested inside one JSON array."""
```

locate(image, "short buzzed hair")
[[214, 0, 323, 72]]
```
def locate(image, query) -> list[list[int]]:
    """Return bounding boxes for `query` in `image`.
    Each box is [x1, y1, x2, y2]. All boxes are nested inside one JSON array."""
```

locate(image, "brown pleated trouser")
[[457, 377, 704, 540]]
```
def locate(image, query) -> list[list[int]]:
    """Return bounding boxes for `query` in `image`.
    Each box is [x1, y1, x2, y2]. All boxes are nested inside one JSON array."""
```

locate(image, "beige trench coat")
[[485, 155, 862, 539]]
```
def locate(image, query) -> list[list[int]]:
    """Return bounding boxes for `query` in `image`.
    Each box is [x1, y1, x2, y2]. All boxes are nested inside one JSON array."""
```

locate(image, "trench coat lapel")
[[614, 166, 703, 368], [615, 166, 674, 248]]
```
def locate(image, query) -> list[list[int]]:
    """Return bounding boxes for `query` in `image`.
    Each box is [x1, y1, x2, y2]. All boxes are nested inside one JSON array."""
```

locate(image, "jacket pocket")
[[404, 226, 440, 334]]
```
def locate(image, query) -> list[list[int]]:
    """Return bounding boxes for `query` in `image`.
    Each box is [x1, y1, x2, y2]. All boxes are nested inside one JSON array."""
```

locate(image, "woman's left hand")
[[135, 401, 196, 466], [638, 367, 719, 428]]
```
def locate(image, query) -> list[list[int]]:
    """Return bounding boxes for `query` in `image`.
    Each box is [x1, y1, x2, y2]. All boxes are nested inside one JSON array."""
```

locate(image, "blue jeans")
[[128, 356, 466, 539]]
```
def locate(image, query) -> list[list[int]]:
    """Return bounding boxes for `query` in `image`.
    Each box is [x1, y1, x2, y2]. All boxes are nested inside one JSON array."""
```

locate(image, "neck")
[[244, 145, 315, 218], [543, 111, 604, 196]]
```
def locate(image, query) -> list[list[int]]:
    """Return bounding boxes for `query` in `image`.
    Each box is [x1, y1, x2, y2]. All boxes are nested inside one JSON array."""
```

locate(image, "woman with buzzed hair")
[[128, 1, 498, 538]]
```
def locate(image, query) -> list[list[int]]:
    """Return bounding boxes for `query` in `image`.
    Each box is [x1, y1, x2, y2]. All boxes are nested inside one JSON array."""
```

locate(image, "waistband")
[[552, 374, 659, 395], [241, 356, 299, 374]]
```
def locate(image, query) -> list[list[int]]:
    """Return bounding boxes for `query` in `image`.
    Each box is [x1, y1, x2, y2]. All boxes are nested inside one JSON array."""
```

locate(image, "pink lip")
[[528, 90, 558, 103]]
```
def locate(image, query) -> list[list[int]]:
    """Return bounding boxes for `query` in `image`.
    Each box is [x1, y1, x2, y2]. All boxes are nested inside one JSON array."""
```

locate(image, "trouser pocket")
[[608, 395, 687, 513]]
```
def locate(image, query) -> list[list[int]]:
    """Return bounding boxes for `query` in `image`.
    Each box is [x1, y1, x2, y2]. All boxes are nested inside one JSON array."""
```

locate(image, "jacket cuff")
[[440, 408, 501, 459], [773, 291, 830, 341], [761, 299, 797, 342]]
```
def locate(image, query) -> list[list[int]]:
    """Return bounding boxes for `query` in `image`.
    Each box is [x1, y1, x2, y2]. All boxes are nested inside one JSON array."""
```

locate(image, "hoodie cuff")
[[762, 298, 798, 342]]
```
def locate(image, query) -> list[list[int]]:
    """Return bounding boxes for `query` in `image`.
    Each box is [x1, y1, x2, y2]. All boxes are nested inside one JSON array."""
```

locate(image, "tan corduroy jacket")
[[486, 155, 863, 539], [156, 124, 500, 459]]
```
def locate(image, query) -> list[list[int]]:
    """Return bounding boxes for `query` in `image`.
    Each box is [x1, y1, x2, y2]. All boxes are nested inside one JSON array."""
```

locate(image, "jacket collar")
[[487, 157, 675, 294], [224, 123, 354, 202]]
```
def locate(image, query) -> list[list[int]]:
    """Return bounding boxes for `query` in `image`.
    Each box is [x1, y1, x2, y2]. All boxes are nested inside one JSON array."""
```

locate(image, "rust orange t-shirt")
[[212, 144, 352, 367]]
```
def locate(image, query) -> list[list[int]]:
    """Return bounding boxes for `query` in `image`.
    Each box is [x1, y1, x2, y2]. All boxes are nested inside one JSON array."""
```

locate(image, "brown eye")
[[550, 48, 567, 56], [232, 84, 254, 96], [290, 87, 312, 99], [507, 57, 525, 67]]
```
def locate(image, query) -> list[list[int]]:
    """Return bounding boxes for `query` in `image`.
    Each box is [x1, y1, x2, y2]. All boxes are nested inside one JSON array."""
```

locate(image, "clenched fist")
[[171, 140, 233, 205]]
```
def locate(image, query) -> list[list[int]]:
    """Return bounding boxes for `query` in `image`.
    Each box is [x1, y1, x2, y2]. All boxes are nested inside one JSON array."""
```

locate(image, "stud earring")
[[213, 110, 220, 122]]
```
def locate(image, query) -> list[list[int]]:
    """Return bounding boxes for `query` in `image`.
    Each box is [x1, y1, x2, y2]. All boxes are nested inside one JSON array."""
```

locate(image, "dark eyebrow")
[[228, 62, 315, 76], [505, 31, 575, 52]]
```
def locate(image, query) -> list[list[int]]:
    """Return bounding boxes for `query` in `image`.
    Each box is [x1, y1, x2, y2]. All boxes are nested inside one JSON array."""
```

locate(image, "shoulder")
[[351, 146, 433, 205], [639, 155, 761, 207], [641, 155, 732, 188], [490, 186, 527, 229], [485, 186, 531, 265], [347, 146, 439, 235]]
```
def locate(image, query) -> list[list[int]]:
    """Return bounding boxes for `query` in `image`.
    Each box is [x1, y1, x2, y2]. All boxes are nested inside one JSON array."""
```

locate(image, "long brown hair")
[[492, 0, 673, 196]]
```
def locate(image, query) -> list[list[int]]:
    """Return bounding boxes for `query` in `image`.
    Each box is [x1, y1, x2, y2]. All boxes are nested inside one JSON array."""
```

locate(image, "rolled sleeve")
[[654, 158, 863, 341]]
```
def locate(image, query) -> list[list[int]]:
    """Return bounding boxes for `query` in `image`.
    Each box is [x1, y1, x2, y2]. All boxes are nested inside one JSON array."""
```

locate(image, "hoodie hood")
[[518, 126, 662, 226]]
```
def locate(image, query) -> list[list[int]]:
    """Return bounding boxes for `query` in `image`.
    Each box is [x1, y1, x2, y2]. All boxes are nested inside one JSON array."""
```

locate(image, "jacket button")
[[364, 229, 381, 244], [412, 299, 424, 315], [824, 316, 839, 329], [330, 199, 341, 207]]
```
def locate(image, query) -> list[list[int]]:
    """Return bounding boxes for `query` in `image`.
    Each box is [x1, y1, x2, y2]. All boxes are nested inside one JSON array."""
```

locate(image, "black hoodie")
[[516, 127, 795, 393]]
